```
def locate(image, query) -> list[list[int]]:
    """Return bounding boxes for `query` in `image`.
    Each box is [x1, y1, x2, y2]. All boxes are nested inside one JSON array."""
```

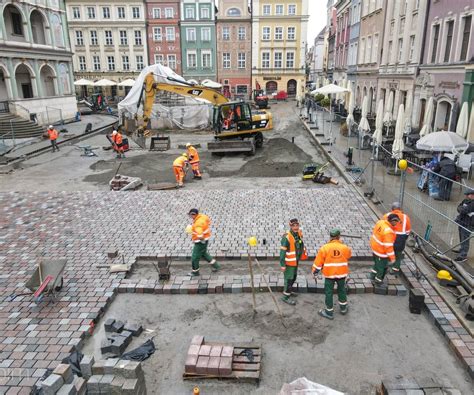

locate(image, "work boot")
[[389, 267, 400, 275], [290, 291, 298, 297], [194, 176, 202, 180], [211, 261, 221, 272], [188, 270, 200, 277], [318, 309, 334, 320], [366, 272, 376, 280], [281, 295, 296, 306], [340, 304, 349, 315]]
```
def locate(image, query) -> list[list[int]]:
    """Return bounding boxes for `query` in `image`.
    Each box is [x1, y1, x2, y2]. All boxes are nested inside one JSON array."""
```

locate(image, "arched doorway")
[[4, 5, 26, 42], [287, 79, 297, 97], [363, 86, 367, 100], [0, 68, 8, 100], [15, 64, 34, 99], [266, 81, 277, 94], [435, 100, 452, 131], [30, 10, 47, 45], [40, 65, 56, 96]]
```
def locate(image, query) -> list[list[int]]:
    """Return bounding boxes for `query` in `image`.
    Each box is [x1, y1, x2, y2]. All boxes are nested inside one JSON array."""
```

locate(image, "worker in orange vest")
[[47, 125, 59, 152], [312, 229, 352, 320], [369, 213, 400, 284], [382, 202, 411, 274], [173, 153, 188, 187], [111, 130, 125, 159], [279, 218, 308, 305], [188, 208, 221, 276], [186, 143, 202, 179]]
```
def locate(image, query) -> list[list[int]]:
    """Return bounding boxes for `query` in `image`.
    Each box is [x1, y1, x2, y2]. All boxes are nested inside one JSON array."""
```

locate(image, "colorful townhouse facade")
[[146, 0, 182, 75], [346, 0, 361, 90], [333, 0, 351, 87]]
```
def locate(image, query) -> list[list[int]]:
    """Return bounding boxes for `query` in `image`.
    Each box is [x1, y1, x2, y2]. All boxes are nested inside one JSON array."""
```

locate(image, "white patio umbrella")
[[94, 78, 116, 86], [392, 104, 405, 161], [383, 90, 394, 125], [346, 87, 355, 130], [456, 101, 469, 139], [373, 99, 384, 148], [201, 79, 222, 89], [118, 79, 136, 87], [74, 78, 93, 86], [404, 91, 413, 135], [467, 102, 474, 144], [419, 97, 434, 137], [359, 95, 370, 133], [416, 131, 469, 153]]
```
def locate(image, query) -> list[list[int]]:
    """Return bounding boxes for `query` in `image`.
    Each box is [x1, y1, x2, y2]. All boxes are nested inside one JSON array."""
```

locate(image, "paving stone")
[[111, 320, 125, 333], [91, 359, 106, 375], [41, 374, 64, 395], [123, 323, 143, 337], [190, 335, 204, 346], [219, 356, 232, 376], [53, 363, 73, 384], [104, 318, 116, 332], [104, 358, 119, 374], [196, 356, 209, 374], [185, 354, 198, 373], [122, 378, 139, 394], [86, 375, 102, 393], [56, 383, 77, 395], [79, 355, 94, 378], [73, 376, 86, 395]]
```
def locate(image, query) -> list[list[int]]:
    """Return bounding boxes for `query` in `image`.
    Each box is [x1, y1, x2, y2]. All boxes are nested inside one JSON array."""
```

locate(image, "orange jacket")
[[281, 230, 305, 267], [191, 214, 211, 242], [47, 128, 58, 140], [187, 146, 200, 164], [370, 219, 396, 262], [312, 239, 352, 278], [112, 133, 123, 145], [173, 156, 187, 168], [383, 209, 411, 236]]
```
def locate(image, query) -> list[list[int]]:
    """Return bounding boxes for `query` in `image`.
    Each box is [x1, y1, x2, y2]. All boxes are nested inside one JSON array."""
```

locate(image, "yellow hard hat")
[[437, 270, 452, 281], [186, 143, 192, 148], [185, 224, 192, 234], [247, 236, 258, 247], [182, 153, 188, 159]]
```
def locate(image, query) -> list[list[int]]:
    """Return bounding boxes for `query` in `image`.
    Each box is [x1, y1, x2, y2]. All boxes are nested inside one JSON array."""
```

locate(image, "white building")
[[66, 0, 148, 97], [311, 28, 326, 85]]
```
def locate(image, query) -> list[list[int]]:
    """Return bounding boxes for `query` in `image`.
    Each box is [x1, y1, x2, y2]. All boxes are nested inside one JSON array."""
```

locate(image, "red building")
[[146, 0, 182, 75]]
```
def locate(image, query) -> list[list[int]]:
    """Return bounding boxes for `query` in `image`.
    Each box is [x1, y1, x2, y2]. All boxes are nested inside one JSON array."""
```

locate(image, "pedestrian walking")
[[279, 218, 307, 305], [111, 130, 125, 159], [434, 155, 457, 201], [382, 202, 411, 274], [187, 208, 221, 277], [173, 153, 188, 187], [368, 214, 400, 284], [47, 125, 59, 152], [454, 189, 474, 263], [312, 229, 352, 320], [186, 143, 202, 180]]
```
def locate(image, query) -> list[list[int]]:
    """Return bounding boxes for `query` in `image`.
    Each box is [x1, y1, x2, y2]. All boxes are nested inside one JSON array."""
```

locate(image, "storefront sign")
[[439, 81, 460, 89], [263, 76, 281, 80]]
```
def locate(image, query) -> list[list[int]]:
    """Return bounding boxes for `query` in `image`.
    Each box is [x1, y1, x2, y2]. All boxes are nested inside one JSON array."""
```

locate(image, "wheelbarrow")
[[15, 259, 67, 303]]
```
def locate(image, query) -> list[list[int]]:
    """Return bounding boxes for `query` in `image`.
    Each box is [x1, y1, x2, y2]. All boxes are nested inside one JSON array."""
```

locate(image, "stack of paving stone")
[[40, 363, 86, 395], [379, 376, 461, 394], [101, 318, 143, 356], [185, 336, 233, 376], [109, 175, 142, 191], [80, 355, 147, 394]]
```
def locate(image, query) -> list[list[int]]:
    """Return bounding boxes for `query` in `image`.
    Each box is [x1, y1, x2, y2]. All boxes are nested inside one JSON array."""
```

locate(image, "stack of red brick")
[[185, 336, 233, 376]]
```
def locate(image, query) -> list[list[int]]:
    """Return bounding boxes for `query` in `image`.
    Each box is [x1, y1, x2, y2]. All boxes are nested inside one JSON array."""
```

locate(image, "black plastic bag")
[[62, 350, 84, 377], [121, 338, 155, 361]]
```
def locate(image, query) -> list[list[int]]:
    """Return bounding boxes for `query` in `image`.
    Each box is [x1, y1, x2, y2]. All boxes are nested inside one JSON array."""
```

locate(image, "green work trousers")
[[324, 278, 347, 311], [191, 241, 214, 271], [391, 251, 402, 271], [371, 255, 389, 281], [283, 265, 298, 295]]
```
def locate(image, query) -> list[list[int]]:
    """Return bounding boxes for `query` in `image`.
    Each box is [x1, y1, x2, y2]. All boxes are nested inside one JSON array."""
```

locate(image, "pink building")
[[146, 0, 182, 75], [334, 0, 351, 85]]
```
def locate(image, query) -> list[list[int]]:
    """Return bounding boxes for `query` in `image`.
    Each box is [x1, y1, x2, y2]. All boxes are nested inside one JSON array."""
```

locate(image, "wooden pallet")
[[183, 343, 261, 383]]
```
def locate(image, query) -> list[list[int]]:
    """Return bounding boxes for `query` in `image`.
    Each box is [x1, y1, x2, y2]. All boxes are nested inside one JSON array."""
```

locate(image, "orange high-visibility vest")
[[48, 128, 58, 140], [187, 146, 200, 164], [312, 239, 352, 279], [173, 156, 187, 168], [370, 219, 396, 262], [112, 133, 123, 145], [192, 214, 211, 242], [383, 209, 411, 236], [282, 230, 303, 267]]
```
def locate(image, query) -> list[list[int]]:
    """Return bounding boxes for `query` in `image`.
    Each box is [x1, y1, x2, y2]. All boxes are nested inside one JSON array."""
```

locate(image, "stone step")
[[0, 112, 45, 139]]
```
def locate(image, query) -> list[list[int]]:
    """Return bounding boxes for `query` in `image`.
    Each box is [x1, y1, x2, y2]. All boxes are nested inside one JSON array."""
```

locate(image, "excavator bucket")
[[208, 139, 256, 155]]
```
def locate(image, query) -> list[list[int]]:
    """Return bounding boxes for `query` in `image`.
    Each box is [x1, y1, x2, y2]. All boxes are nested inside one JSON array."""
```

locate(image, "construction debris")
[[109, 174, 143, 191]]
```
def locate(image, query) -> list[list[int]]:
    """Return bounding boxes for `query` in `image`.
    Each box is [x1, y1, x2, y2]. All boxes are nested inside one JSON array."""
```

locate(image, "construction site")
[[0, 72, 473, 394]]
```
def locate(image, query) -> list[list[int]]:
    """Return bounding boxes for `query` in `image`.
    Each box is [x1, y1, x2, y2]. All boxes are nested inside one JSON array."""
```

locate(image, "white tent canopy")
[[118, 79, 136, 87], [201, 79, 222, 89], [74, 79, 93, 86], [456, 101, 469, 139], [311, 83, 350, 95], [416, 131, 469, 153], [94, 78, 116, 86], [187, 79, 199, 85]]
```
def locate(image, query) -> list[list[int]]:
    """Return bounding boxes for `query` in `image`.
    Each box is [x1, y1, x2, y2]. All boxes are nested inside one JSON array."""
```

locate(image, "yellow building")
[[251, 0, 309, 100]]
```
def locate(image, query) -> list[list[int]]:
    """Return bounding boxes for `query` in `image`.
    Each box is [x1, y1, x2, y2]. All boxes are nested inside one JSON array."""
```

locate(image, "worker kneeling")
[[111, 130, 125, 159], [173, 153, 188, 187], [312, 229, 352, 320], [186, 143, 202, 180]]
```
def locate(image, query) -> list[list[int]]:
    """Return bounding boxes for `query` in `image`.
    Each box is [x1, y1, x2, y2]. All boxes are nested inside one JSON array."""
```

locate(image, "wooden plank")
[[233, 355, 261, 363], [232, 363, 260, 372]]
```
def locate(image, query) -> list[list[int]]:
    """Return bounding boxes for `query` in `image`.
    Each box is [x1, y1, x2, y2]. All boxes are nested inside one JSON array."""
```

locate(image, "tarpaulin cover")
[[121, 338, 156, 362], [279, 377, 344, 395]]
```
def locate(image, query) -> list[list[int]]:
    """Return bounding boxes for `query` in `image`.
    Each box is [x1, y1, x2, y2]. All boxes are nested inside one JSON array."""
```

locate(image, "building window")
[[155, 54, 164, 64], [287, 26, 296, 40], [372, 33, 379, 63], [286, 52, 295, 68], [166, 27, 175, 41], [460, 15, 472, 61], [275, 27, 283, 40], [186, 28, 196, 42], [93, 56, 100, 71], [187, 52, 197, 68], [274, 52, 283, 68], [135, 31, 142, 45], [75, 31, 84, 46], [102, 7, 110, 19], [202, 52, 212, 68], [366, 35, 372, 64], [167, 54, 176, 70], [87, 7, 95, 19], [288, 4, 296, 15], [263, 5, 271, 15], [153, 8, 160, 19], [223, 53, 231, 68], [165, 8, 174, 18], [132, 7, 140, 19], [153, 27, 162, 42], [276, 5, 284, 15], [72, 7, 80, 19], [90, 30, 98, 45], [444, 20, 454, 62], [222, 26, 230, 40], [238, 27, 246, 40], [136, 55, 144, 70], [201, 7, 210, 19], [227, 8, 241, 16], [105, 30, 113, 46], [262, 52, 270, 68], [185, 7, 195, 19], [107, 56, 115, 71], [122, 56, 130, 70], [359, 38, 365, 63], [78, 56, 86, 71], [117, 7, 125, 19], [409, 35, 415, 61], [238, 52, 246, 69], [120, 30, 128, 45], [262, 27, 270, 40], [431, 24, 440, 63], [398, 38, 403, 62], [199, 27, 211, 43], [400, 18, 405, 32], [236, 85, 248, 95]]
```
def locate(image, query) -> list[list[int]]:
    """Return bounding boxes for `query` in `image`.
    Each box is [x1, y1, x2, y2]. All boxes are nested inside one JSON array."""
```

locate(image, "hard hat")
[[188, 208, 199, 215], [48, 125, 53, 129], [186, 143, 191, 148], [437, 270, 452, 281], [112, 130, 118, 135], [330, 228, 341, 237], [391, 202, 401, 210], [182, 153, 188, 158], [387, 213, 400, 223], [247, 236, 258, 247], [185, 224, 193, 234]]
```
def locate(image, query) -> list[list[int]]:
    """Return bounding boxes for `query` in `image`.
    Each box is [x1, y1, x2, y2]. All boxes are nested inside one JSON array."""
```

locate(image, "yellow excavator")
[[133, 72, 273, 154]]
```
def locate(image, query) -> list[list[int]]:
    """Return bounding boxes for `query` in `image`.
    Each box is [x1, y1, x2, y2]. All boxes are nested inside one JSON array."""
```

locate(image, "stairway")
[[0, 112, 45, 139]]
